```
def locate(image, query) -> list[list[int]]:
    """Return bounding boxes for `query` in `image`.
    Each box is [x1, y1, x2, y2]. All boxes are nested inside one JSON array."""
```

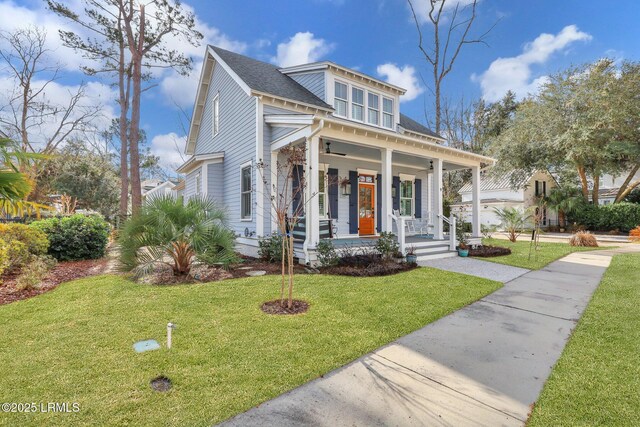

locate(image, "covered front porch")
[[266, 116, 492, 264]]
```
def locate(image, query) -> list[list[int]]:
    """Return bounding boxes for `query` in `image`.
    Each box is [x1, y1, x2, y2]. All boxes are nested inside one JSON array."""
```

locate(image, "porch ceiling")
[[320, 138, 469, 171]]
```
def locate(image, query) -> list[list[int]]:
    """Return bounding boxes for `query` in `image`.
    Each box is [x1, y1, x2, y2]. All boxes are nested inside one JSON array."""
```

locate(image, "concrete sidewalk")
[[219, 248, 632, 427], [419, 257, 529, 283]]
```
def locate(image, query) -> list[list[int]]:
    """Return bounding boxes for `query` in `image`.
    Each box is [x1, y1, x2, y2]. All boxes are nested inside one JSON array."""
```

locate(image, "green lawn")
[[528, 252, 640, 426], [478, 238, 606, 270], [0, 268, 500, 427]]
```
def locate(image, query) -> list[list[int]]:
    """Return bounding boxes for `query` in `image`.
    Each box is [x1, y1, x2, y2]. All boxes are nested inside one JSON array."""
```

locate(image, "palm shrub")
[[545, 186, 582, 229], [118, 195, 238, 277], [493, 206, 531, 242]]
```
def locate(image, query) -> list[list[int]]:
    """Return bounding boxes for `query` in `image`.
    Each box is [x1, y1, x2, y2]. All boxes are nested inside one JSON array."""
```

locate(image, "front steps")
[[409, 239, 457, 261]]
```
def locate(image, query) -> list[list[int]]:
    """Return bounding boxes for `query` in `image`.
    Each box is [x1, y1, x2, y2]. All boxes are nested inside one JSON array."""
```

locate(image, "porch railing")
[[438, 214, 457, 251], [390, 212, 406, 255]]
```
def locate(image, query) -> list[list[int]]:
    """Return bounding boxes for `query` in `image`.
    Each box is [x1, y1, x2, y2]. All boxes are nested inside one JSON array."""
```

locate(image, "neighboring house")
[[592, 171, 640, 205], [141, 179, 178, 202], [178, 46, 494, 263], [452, 170, 558, 227]]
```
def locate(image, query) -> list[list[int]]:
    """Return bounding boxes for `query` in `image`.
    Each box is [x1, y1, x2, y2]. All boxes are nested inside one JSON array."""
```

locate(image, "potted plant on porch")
[[456, 218, 470, 257], [405, 245, 417, 264]]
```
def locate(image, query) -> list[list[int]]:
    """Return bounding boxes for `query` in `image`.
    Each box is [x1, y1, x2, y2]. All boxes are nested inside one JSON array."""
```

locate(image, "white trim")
[[357, 168, 378, 176], [240, 161, 253, 221], [270, 126, 312, 151], [264, 114, 314, 126], [357, 174, 377, 236], [255, 98, 264, 236], [333, 79, 348, 118], [208, 46, 252, 95], [176, 152, 224, 174], [399, 173, 415, 182], [201, 162, 208, 197]]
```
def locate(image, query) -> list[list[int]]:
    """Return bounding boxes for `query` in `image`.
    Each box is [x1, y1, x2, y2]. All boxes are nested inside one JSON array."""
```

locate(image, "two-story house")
[[452, 170, 558, 227], [178, 46, 494, 263]]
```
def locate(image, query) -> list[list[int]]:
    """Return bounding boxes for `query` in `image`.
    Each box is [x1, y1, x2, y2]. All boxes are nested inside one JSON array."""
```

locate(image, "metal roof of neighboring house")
[[398, 114, 443, 140], [459, 170, 532, 193], [210, 46, 333, 110]]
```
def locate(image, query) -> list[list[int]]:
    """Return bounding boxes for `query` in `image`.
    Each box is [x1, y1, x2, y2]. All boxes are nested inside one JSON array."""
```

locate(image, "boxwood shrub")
[[30, 214, 111, 261], [568, 202, 640, 232]]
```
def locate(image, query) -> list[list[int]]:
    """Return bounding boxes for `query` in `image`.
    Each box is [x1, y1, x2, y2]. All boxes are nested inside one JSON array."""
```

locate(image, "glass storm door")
[[358, 181, 375, 236]]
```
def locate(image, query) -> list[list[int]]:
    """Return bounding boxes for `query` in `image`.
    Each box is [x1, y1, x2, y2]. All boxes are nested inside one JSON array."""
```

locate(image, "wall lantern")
[[341, 183, 352, 196]]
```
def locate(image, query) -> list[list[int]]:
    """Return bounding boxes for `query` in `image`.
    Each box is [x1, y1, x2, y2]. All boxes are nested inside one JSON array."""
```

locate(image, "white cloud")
[[410, 0, 479, 23], [150, 132, 186, 170], [273, 32, 334, 67], [472, 25, 592, 102], [376, 63, 424, 102]]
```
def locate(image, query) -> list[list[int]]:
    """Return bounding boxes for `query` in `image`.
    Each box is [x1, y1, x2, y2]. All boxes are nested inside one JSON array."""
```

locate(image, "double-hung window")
[[241, 165, 252, 219], [195, 170, 202, 196], [334, 82, 348, 117], [382, 97, 394, 128], [351, 87, 364, 121], [213, 94, 220, 136], [400, 180, 413, 217], [318, 169, 327, 218], [368, 93, 379, 125]]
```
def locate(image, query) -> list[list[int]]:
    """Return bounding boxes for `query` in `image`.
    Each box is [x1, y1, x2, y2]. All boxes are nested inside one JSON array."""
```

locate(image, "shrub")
[[493, 207, 531, 242], [258, 234, 286, 263], [6, 239, 29, 270], [481, 224, 497, 239], [30, 214, 111, 261], [0, 223, 48, 256], [15, 255, 57, 291], [569, 231, 598, 247], [375, 232, 399, 261], [629, 226, 640, 242], [316, 239, 339, 267], [0, 238, 9, 279], [119, 196, 238, 277], [569, 202, 640, 232]]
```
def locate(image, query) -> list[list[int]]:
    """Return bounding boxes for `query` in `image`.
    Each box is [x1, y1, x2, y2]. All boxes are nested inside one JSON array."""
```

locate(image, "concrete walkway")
[[419, 257, 529, 283], [219, 248, 634, 427]]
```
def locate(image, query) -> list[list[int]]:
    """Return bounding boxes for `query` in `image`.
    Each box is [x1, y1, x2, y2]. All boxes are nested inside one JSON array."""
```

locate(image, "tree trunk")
[[288, 234, 294, 309], [614, 163, 640, 202], [577, 165, 589, 201], [128, 4, 145, 215], [281, 231, 286, 304], [592, 174, 599, 206], [558, 209, 566, 228], [118, 10, 129, 219], [434, 78, 441, 135]]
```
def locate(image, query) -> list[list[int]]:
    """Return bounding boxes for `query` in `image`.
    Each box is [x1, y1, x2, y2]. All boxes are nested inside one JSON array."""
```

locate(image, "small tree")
[[545, 186, 582, 229], [493, 206, 530, 243], [257, 144, 322, 309]]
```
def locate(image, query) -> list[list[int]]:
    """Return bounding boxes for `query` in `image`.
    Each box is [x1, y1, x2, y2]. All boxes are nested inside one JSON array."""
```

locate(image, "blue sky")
[[1, 0, 639, 171]]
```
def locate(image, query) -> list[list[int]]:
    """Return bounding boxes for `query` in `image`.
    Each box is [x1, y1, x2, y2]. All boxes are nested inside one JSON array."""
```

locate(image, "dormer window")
[[351, 87, 364, 121], [368, 93, 379, 125], [334, 82, 348, 117], [383, 97, 394, 129]]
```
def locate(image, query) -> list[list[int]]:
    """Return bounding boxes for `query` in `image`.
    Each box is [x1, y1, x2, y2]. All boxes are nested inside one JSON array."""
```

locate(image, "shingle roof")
[[210, 46, 332, 110], [459, 170, 532, 193], [399, 114, 443, 140]]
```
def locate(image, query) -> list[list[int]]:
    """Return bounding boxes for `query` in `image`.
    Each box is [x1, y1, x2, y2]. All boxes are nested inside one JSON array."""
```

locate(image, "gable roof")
[[459, 170, 533, 193], [210, 46, 332, 110], [398, 114, 443, 140]]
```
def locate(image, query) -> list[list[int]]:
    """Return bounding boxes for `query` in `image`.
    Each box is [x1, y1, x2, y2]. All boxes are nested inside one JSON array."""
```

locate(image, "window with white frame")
[[368, 92, 379, 125], [334, 82, 348, 117], [213, 94, 220, 136], [351, 87, 364, 121], [382, 97, 394, 128], [195, 170, 202, 195], [241, 165, 252, 219], [400, 179, 413, 216], [318, 168, 327, 218]]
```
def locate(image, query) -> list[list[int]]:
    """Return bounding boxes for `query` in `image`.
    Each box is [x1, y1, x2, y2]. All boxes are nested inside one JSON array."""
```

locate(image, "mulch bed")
[[468, 245, 512, 258], [320, 261, 417, 277], [0, 258, 110, 306], [261, 299, 309, 315], [227, 256, 308, 279]]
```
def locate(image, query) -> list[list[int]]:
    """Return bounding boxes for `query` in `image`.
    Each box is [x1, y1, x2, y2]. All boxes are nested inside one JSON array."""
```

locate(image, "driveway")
[[219, 249, 625, 426]]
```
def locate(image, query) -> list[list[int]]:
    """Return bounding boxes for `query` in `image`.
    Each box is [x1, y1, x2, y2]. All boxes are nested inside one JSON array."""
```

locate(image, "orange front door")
[[359, 183, 375, 235]]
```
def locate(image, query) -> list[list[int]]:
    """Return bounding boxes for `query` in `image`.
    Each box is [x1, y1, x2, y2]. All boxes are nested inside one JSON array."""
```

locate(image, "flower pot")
[[406, 254, 417, 264], [458, 249, 469, 257]]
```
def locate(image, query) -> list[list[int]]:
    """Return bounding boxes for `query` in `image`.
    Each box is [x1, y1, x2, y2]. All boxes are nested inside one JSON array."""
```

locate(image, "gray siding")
[[289, 72, 325, 101], [194, 61, 257, 235], [270, 126, 297, 142], [207, 162, 224, 204], [184, 168, 200, 200]]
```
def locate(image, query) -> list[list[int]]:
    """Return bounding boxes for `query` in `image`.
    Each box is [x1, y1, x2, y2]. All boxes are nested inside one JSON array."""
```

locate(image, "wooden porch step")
[[416, 250, 457, 261]]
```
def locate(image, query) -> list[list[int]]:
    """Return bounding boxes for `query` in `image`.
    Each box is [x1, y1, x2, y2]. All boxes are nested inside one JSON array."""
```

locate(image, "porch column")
[[270, 149, 278, 234], [381, 148, 393, 232], [305, 136, 320, 249], [432, 158, 444, 240], [472, 165, 481, 237]]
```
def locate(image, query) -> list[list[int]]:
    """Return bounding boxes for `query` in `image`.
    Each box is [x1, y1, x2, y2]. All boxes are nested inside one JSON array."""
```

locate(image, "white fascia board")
[[270, 126, 312, 151], [264, 114, 315, 126], [176, 152, 224, 174]]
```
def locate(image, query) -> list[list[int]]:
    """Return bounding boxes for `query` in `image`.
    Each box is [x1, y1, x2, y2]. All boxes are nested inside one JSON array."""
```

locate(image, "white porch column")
[[381, 148, 393, 232], [270, 149, 278, 234], [472, 165, 481, 238], [305, 136, 320, 249], [432, 158, 444, 240]]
